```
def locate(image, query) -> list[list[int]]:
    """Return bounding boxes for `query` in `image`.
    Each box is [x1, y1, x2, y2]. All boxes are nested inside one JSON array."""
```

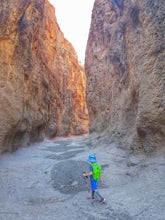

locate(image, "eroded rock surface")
[[85, 0, 165, 152], [0, 0, 88, 153]]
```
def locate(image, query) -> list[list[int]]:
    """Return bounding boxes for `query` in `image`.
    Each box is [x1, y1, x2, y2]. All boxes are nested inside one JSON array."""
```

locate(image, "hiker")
[[83, 154, 105, 203]]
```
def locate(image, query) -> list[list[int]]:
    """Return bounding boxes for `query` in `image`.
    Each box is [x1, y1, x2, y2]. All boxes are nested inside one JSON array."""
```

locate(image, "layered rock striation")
[[0, 0, 88, 153], [85, 0, 165, 152]]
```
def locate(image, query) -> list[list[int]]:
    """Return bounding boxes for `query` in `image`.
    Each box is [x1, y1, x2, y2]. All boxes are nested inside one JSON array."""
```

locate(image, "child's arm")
[[83, 171, 92, 177]]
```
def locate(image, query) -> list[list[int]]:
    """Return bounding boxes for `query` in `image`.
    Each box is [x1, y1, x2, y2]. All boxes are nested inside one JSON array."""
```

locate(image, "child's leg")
[[92, 190, 95, 199], [90, 180, 98, 199], [90, 180, 105, 202], [95, 191, 104, 200], [95, 190, 105, 203]]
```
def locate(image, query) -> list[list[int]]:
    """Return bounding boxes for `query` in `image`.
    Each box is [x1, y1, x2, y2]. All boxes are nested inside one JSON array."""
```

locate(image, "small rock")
[[71, 181, 78, 187]]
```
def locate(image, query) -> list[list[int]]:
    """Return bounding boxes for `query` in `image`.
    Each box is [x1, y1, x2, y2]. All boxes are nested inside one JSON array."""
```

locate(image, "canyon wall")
[[0, 0, 88, 153], [85, 0, 165, 152]]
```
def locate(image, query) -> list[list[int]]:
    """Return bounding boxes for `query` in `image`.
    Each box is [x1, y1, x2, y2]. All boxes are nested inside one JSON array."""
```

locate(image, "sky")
[[49, 0, 95, 64]]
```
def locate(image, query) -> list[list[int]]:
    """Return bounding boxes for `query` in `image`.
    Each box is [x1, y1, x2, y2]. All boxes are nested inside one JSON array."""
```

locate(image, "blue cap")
[[87, 154, 97, 163]]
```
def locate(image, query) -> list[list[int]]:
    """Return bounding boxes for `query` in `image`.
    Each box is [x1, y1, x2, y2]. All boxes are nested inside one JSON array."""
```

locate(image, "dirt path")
[[0, 135, 165, 220]]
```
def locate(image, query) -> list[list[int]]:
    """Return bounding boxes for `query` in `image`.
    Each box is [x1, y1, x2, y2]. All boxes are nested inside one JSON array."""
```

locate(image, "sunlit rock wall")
[[0, 0, 88, 153], [85, 0, 165, 152]]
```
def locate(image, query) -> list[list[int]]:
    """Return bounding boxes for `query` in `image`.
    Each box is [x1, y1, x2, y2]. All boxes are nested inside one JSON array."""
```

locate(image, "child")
[[83, 154, 105, 203]]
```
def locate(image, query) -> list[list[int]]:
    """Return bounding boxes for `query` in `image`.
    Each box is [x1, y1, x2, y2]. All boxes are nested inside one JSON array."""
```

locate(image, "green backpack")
[[91, 163, 101, 181]]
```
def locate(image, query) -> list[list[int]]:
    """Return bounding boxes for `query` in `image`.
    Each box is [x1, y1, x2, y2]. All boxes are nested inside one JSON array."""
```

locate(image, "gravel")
[[0, 135, 165, 220]]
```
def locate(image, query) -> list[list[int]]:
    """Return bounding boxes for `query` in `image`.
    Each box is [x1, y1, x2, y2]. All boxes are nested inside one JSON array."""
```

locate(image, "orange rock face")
[[0, 0, 88, 153], [85, 0, 165, 152]]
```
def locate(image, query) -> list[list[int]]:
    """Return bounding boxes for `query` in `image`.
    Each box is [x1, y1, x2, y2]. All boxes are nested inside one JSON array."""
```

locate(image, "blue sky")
[[49, 0, 95, 64]]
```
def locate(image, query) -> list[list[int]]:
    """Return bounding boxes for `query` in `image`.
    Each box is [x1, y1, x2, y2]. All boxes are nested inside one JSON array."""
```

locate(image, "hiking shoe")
[[100, 198, 105, 203]]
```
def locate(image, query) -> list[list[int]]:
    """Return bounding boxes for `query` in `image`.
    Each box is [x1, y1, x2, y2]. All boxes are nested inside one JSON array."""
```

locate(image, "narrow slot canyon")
[[0, 0, 165, 219]]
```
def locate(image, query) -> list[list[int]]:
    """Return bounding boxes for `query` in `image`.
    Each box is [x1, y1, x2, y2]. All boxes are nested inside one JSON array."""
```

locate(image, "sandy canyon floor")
[[0, 134, 165, 220]]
